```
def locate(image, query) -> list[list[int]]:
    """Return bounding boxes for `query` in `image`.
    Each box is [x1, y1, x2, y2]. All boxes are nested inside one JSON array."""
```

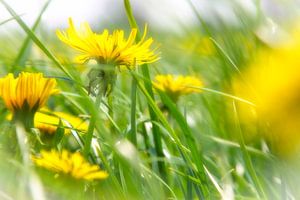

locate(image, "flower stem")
[[129, 76, 137, 145], [84, 94, 102, 156], [15, 122, 46, 200], [123, 0, 139, 30], [13, 110, 35, 132]]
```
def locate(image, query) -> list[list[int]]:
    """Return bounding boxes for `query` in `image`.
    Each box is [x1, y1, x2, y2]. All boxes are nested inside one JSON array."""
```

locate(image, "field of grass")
[[0, 0, 300, 199]]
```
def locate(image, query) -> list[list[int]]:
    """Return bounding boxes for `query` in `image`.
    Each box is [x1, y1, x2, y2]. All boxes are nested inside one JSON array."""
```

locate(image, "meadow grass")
[[0, 0, 298, 199]]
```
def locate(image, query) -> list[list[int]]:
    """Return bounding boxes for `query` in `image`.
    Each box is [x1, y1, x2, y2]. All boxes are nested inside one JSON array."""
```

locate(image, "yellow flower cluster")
[[56, 18, 158, 67], [0, 18, 207, 183], [153, 74, 203, 101], [0, 72, 59, 113], [32, 149, 108, 181], [0, 18, 164, 182]]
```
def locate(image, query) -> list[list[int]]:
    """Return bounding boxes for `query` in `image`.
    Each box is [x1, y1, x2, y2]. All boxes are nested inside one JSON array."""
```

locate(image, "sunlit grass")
[[0, 0, 300, 199]]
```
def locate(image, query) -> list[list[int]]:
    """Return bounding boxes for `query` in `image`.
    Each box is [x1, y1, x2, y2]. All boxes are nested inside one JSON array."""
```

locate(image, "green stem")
[[129, 76, 137, 145], [13, 110, 35, 132], [15, 122, 31, 165], [107, 93, 115, 134], [123, 0, 139, 30], [123, 0, 167, 180], [15, 122, 46, 200], [84, 94, 102, 156]]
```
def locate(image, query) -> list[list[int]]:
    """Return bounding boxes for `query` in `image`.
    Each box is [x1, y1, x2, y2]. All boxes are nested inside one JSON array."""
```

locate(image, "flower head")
[[56, 18, 159, 67], [32, 149, 108, 181], [0, 72, 59, 113], [233, 35, 300, 157], [0, 72, 59, 130], [153, 74, 203, 101]]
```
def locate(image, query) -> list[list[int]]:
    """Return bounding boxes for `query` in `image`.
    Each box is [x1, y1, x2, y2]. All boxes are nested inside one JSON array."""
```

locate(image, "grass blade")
[[232, 100, 267, 199], [0, 15, 23, 26], [129, 76, 137, 145], [0, 0, 74, 79], [12, 0, 52, 67], [123, 0, 166, 180], [159, 91, 210, 199]]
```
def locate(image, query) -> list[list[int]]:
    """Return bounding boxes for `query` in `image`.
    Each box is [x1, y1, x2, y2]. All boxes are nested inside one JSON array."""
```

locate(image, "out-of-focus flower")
[[153, 74, 203, 102], [35, 109, 88, 134], [233, 34, 300, 157], [32, 149, 108, 181], [56, 18, 159, 67], [0, 72, 59, 130], [6, 109, 87, 135]]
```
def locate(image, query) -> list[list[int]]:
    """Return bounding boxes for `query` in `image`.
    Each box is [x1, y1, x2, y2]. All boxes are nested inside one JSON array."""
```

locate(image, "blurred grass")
[[0, 0, 299, 199]]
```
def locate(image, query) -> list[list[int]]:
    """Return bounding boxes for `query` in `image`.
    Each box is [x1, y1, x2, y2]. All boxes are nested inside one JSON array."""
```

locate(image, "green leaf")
[[53, 119, 65, 148]]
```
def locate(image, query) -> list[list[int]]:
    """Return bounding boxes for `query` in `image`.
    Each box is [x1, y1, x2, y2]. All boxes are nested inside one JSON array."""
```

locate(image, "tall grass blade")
[[12, 0, 52, 67], [232, 100, 267, 199], [123, 0, 166, 180], [0, 0, 74, 79]]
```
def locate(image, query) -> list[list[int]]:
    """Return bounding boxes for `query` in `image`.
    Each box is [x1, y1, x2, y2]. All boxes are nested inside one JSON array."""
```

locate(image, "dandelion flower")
[[0, 72, 58, 113], [153, 74, 203, 101], [233, 36, 300, 157], [35, 109, 88, 135], [0, 72, 58, 129], [56, 18, 159, 67], [32, 149, 108, 181]]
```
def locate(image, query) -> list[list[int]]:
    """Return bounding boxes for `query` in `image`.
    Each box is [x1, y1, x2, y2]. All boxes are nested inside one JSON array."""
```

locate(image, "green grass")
[[0, 0, 298, 199]]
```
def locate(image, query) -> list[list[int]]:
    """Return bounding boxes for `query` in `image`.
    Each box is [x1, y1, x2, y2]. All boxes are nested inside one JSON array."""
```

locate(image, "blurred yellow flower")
[[233, 36, 300, 157], [153, 74, 203, 101], [32, 149, 108, 181], [6, 110, 87, 134], [57, 18, 159, 67], [0, 72, 58, 113], [35, 109, 88, 134]]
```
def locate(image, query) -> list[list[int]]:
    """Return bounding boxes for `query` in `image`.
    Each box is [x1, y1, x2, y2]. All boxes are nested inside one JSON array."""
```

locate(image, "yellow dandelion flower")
[[0, 72, 58, 112], [153, 74, 203, 101], [35, 109, 88, 135], [56, 18, 159, 67], [32, 149, 108, 181], [0, 72, 59, 130], [233, 33, 300, 157]]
